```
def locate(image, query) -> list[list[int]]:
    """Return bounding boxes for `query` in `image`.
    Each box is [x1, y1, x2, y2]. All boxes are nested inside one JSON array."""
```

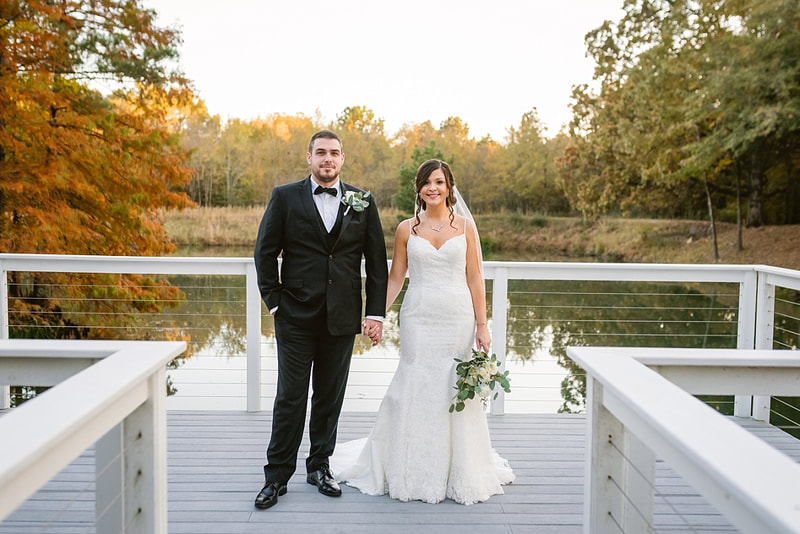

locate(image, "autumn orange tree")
[[0, 0, 195, 341]]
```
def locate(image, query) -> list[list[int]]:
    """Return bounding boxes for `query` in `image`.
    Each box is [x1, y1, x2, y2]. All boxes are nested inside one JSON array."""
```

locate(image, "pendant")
[[430, 222, 444, 232]]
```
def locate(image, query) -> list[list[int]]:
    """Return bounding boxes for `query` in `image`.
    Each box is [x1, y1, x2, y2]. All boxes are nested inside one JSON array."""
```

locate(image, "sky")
[[143, 0, 624, 142]]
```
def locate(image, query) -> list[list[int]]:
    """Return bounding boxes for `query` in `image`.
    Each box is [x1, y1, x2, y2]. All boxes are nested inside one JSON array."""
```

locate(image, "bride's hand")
[[362, 318, 383, 346], [475, 324, 491, 353]]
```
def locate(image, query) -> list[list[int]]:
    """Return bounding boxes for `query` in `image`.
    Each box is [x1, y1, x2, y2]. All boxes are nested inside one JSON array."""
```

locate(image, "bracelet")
[[476, 321, 488, 325]]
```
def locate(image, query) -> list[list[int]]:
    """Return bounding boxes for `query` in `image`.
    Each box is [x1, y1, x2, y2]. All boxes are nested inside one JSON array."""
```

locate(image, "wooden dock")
[[2, 411, 798, 533]]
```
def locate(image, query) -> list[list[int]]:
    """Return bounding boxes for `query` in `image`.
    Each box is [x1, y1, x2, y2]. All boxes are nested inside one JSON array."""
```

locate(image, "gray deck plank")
[[1, 411, 796, 533]]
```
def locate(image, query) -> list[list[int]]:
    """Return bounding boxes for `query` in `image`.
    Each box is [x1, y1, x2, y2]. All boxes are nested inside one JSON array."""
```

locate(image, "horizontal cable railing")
[[769, 292, 800, 435], [4, 273, 258, 408], [0, 254, 264, 411], [499, 278, 742, 416], [1, 254, 798, 420], [751, 267, 800, 427], [488, 261, 758, 418]]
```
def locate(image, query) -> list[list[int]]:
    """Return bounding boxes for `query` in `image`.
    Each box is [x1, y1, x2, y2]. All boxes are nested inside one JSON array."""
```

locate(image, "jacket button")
[[328, 279, 333, 284], [328, 255, 333, 260]]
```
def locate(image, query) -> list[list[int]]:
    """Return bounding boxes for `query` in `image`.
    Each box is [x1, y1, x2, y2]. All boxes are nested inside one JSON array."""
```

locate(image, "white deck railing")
[[568, 346, 800, 534], [1, 254, 799, 414], [0, 339, 187, 533], [0, 254, 262, 410], [1, 255, 798, 532]]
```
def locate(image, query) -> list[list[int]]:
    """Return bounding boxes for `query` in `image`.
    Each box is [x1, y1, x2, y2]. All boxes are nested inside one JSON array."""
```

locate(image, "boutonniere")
[[341, 190, 370, 215]]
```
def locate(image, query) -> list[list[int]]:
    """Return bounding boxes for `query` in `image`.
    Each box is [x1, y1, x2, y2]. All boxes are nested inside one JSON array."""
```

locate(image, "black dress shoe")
[[306, 467, 342, 497], [254, 481, 287, 509]]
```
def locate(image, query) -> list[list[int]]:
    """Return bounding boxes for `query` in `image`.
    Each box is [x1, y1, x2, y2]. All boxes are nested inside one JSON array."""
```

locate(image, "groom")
[[253, 130, 388, 509]]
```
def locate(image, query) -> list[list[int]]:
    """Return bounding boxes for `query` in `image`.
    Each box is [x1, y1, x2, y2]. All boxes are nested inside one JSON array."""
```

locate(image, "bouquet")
[[449, 349, 511, 413]]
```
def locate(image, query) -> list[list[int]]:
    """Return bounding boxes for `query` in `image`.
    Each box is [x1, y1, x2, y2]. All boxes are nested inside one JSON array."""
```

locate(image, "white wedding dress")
[[330, 228, 515, 505]]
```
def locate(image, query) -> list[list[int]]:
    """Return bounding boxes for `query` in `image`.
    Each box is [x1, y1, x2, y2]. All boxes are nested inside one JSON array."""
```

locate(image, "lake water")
[[162, 246, 766, 421], [7, 246, 796, 437]]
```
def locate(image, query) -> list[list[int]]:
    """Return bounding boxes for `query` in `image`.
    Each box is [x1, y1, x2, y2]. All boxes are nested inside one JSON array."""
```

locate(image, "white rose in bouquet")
[[478, 366, 491, 381]]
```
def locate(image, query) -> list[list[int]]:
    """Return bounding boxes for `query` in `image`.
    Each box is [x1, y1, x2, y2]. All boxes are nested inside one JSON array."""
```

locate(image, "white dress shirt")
[[310, 177, 341, 232]]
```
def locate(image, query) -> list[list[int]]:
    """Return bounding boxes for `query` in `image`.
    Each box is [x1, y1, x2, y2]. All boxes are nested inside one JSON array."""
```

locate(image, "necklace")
[[429, 221, 445, 232]]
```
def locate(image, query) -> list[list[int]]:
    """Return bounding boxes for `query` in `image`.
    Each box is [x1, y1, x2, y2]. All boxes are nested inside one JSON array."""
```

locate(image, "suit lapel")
[[299, 176, 329, 239], [336, 183, 355, 242]]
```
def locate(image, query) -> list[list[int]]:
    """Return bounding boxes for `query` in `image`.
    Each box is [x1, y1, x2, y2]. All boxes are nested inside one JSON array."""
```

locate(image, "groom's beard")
[[313, 168, 340, 185]]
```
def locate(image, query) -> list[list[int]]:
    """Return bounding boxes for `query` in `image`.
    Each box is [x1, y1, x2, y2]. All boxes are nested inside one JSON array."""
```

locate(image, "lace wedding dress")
[[330, 229, 515, 505]]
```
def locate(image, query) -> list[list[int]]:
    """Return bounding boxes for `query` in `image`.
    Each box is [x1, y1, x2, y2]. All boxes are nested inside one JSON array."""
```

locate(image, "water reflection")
[[500, 280, 740, 413], [162, 274, 742, 414], [7, 250, 796, 435], [158, 247, 799, 435]]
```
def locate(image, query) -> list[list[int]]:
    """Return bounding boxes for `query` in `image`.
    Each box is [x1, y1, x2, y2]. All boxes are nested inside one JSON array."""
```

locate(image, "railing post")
[[0, 267, 7, 340], [584, 377, 625, 534], [734, 269, 758, 417], [246, 260, 262, 412], [490, 267, 508, 416], [0, 267, 9, 409], [622, 431, 655, 532], [119, 367, 168, 534], [96, 424, 125, 533], [753, 269, 775, 421]]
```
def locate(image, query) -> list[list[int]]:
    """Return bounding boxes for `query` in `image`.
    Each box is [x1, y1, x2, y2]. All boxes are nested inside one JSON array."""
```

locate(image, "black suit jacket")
[[254, 176, 388, 335]]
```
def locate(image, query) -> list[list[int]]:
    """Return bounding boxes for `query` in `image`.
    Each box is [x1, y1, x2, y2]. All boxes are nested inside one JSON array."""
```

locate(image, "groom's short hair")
[[309, 130, 343, 153]]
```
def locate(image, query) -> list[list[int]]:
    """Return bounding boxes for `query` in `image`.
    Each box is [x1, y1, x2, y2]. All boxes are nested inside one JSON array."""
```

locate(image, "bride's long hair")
[[412, 159, 457, 235]]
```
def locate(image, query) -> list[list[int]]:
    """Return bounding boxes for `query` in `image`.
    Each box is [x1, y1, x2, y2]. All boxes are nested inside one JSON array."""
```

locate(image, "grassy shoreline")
[[162, 206, 800, 270]]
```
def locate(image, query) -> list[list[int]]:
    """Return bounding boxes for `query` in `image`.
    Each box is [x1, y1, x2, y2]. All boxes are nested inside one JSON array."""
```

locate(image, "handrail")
[[0, 253, 262, 411], [1, 253, 798, 414], [568, 346, 800, 534], [0, 339, 187, 533], [0, 254, 768, 285]]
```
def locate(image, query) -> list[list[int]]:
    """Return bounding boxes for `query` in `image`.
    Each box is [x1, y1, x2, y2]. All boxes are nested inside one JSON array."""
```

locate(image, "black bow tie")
[[314, 185, 338, 196]]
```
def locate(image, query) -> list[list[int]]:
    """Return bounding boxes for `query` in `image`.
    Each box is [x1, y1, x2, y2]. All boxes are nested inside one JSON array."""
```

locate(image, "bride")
[[331, 159, 514, 505]]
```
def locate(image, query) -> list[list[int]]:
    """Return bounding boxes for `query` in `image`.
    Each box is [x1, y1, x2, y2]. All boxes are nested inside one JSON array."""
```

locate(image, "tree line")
[[1, 0, 798, 341], [179, 106, 572, 218], [4, 0, 798, 260], [177, 0, 799, 237]]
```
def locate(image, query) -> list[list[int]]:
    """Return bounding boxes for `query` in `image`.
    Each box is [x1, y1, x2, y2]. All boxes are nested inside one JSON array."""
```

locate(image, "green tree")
[[684, 0, 800, 227], [335, 106, 398, 202], [181, 113, 317, 207], [459, 136, 505, 214], [393, 142, 446, 214], [543, 133, 574, 215], [393, 120, 440, 162], [503, 109, 556, 214], [182, 108, 222, 206], [435, 116, 485, 208], [247, 114, 317, 205], [560, 0, 800, 237]]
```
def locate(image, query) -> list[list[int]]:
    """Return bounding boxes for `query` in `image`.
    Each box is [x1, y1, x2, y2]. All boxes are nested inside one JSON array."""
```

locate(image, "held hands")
[[362, 318, 383, 346], [475, 323, 491, 353]]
